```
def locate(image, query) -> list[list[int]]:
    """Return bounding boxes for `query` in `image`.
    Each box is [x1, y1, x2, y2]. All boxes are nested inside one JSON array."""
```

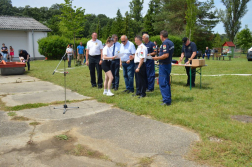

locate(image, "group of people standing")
[[85, 30, 177, 106], [1, 43, 14, 62], [1, 43, 31, 71]]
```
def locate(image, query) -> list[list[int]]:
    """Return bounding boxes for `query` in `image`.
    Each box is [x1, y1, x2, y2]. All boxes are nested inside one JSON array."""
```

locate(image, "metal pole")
[[190, 67, 192, 90], [32, 30, 35, 60]]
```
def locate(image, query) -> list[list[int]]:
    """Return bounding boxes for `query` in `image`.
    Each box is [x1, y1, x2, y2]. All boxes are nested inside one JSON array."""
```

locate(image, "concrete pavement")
[[0, 75, 207, 167]]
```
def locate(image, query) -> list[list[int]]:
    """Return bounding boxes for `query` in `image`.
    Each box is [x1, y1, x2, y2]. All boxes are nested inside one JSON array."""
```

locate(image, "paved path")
[[0, 75, 207, 167]]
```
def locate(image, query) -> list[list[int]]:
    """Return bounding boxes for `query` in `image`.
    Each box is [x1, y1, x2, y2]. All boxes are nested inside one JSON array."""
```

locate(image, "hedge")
[[38, 36, 107, 60], [150, 35, 183, 57]]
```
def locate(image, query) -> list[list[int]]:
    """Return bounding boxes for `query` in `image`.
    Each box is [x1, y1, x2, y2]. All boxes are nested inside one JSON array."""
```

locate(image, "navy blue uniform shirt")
[[144, 41, 156, 55], [159, 39, 174, 64], [181, 42, 197, 62], [205, 49, 211, 55], [19, 50, 29, 60]]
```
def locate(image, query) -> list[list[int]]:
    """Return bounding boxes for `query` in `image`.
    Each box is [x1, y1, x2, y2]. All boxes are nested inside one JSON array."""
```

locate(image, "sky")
[[11, 0, 252, 34]]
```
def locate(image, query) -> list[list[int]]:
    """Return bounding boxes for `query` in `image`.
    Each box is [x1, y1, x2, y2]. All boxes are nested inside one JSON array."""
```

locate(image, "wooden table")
[[172, 64, 207, 90]]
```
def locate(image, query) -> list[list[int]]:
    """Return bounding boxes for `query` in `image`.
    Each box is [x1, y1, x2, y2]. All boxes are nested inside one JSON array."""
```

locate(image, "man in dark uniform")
[[152, 30, 174, 106], [178, 37, 197, 87], [142, 34, 156, 92], [19, 50, 30, 70], [204, 47, 211, 59]]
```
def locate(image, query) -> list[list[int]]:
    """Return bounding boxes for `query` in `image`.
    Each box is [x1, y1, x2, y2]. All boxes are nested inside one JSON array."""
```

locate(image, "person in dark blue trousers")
[[120, 35, 136, 93], [152, 30, 174, 106], [204, 47, 211, 59], [178, 37, 197, 87], [142, 34, 157, 92], [110, 34, 121, 91]]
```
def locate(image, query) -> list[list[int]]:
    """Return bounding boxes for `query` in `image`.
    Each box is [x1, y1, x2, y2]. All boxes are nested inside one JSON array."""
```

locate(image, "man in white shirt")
[[110, 34, 121, 91], [132, 35, 147, 98], [120, 35, 136, 93], [86, 32, 104, 88]]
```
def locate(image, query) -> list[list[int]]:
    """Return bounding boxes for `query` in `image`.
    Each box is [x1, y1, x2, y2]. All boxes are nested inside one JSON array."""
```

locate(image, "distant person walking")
[[9, 46, 14, 62], [66, 44, 73, 67], [1, 43, 8, 62], [86, 32, 104, 88], [77, 42, 85, 65]]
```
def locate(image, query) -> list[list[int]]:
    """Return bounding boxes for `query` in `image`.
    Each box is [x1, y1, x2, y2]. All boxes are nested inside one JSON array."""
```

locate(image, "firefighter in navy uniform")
[[152, 30, 174, 106], [142, 34, 157, 92], [178, 37, 197, 87]]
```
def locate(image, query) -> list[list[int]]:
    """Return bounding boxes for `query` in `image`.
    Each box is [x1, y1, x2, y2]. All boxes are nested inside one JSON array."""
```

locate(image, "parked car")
[[247, 51, 252, 61]]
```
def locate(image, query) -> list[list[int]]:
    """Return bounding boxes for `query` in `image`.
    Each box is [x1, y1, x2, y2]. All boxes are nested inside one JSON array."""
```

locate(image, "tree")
[[219, 0, 250, 42], [0, 0, 14, 15], [235, 25, 252, 52], [143, 0, 160, 36], [59, 0, 86, 50], [185, 0, 197, 41], [129, 0, 144, 22], [213, 33, 223, 48], [110, 9, 124, 37], [153, 0, 186, 35]]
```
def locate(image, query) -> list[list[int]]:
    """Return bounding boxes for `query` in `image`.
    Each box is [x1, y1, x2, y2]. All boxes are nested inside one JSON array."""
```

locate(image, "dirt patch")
[[231, 115, 252, 123], [11, 116, 30, 121], [4, 132, 108, 162]]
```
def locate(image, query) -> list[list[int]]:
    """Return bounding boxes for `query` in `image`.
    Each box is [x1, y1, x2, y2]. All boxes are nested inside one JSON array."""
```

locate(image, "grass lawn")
[[26, 54, 252, 167]]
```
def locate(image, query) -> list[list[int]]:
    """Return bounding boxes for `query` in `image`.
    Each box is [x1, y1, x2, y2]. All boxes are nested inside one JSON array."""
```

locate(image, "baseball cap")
[[182, 37, 188, 44]]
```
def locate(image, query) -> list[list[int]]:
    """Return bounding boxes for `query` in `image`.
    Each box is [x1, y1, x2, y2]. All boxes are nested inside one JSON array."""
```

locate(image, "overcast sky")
[[11, 0, 252, 34]]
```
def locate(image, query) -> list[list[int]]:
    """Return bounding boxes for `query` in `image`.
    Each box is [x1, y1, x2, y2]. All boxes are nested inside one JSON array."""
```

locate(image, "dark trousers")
[[89, 55, 103, 87], [145, 59, 155, 91], [23, 58, 30, 70], [185, 67, 196, 86], [135, 63, 146, 97], [159, 64, 171, 104], [68, 55, 72, 67], [111, 59, 120, 88]]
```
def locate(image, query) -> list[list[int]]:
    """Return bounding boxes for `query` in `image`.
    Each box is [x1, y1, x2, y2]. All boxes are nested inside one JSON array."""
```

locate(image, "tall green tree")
[[234, 25, 252, 52], [0, 0, 14, 15], [129, 0, 144, 22], [185, 0, 197, 41], [213, 33, 223, 48], [153, 0, 186, 35], [219, 0, 251, 42], [143, 0, 160, 36], [59, 0, 86, 49], [110, 9, 124, 37]]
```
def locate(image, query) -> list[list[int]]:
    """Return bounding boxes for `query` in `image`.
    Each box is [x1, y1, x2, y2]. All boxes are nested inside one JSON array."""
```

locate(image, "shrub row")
[[38, 35, 182, 59]]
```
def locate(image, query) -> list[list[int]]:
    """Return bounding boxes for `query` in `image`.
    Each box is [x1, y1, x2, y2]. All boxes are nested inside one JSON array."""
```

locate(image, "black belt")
[[122, 60, 133, 63], [112, 59, 120, 61]]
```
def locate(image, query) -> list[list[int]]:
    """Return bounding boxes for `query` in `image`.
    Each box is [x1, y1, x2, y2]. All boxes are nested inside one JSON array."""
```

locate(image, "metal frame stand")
[[190, 67, 202, 90], [52, 53, 79, 114]]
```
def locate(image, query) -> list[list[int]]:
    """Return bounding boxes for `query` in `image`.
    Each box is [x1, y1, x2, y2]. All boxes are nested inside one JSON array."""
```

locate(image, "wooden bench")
[[216, 55, 232, 61]]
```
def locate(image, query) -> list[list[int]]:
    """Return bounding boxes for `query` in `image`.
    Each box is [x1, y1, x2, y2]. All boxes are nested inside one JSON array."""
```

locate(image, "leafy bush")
[[38, 36, 106, 60], [38, 36, 70, 60], [150, 35, 183, 57]]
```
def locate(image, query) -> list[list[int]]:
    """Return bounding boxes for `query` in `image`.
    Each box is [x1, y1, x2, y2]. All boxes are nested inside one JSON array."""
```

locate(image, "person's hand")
[[152, 57, 158, 61], [129, 55, 133, 60], [126, 60, 130, 64], [185, 61, 190, 65], [113, 56, 117, 59], [86, 60, 89, 66], [99, 60, 103, 65], [135, 68, 139, 73], [120, 62, 122, 67]]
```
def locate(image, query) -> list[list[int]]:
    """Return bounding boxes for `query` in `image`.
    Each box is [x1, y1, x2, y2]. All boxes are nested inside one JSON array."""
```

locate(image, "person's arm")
[[178, 53, 185, 64], [86, 49, 89, 66], [135, 58, 144, 73], [153, 53, 169, 61], [77, 47, 79, 56], [185, 51, 196, 64], [99, 49, 103, 65]]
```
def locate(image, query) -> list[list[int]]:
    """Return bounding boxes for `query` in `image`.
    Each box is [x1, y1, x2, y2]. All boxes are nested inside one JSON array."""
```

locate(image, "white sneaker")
[[106, 91, 114, 96], [103, 91, 107, 95]]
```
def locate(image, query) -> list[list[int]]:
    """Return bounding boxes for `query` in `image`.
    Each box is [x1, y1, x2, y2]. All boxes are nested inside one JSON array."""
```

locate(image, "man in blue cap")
[[152, 30, 174, 106], [178, 37, 197, 87]]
